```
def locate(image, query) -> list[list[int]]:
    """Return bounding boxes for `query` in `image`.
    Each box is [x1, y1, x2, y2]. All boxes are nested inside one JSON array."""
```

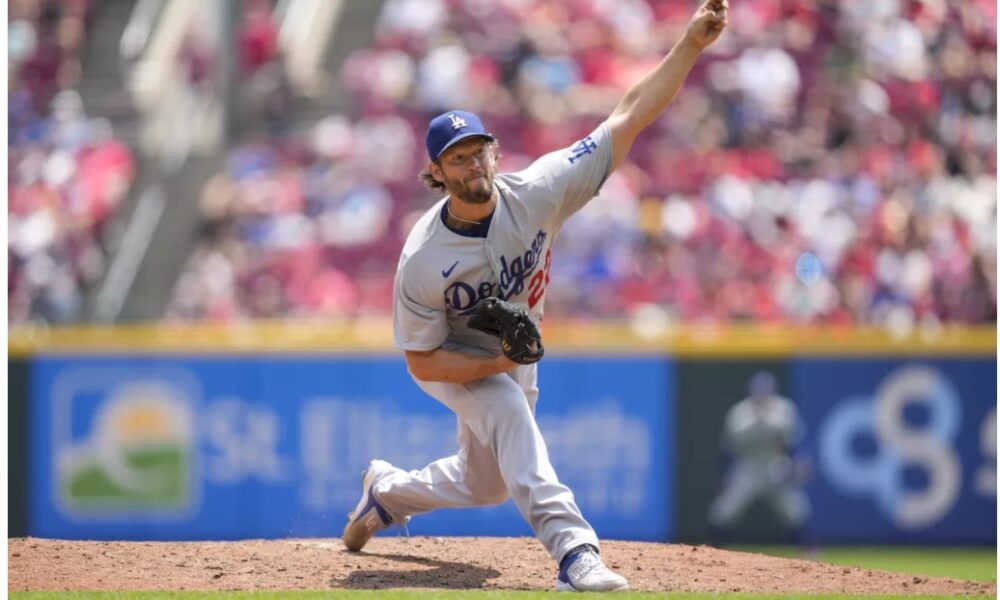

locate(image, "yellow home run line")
[[7, 321, 996, 357]]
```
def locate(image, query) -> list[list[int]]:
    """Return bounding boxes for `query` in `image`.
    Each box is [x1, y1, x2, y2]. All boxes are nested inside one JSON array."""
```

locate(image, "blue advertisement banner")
[[29, 355, 672, 542], [793, 358, 996, 543]]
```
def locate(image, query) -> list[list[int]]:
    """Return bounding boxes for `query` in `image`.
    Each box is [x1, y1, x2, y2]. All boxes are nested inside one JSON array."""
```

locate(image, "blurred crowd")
[[9, 0, 137, 323], [172, 0, 996, 326], [106, 0, 1000, 325], [5, 0, 996, 326]]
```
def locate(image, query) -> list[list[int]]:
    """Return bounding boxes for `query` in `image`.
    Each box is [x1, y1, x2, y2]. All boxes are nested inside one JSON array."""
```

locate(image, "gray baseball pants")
[[371, 363, 599, 561]]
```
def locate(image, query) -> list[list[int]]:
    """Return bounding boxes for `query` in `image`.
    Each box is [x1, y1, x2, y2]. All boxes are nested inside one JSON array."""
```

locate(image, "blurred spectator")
[[8, 0, 89, 115], [239, 0, 280, 76], [236, 1, 299, 138], [171, 0, 996, 326]]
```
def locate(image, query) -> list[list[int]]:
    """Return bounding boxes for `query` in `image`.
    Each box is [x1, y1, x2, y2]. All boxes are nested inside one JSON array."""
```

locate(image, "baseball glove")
[[468, 297, 545, 365]]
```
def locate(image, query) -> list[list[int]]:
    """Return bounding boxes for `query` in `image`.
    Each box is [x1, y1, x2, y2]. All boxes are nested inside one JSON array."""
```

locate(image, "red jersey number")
[[527, 250, 552, 308]]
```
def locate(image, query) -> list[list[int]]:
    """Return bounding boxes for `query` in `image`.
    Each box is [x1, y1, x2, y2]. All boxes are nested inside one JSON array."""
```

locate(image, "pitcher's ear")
[[428, 161, 444, 183]]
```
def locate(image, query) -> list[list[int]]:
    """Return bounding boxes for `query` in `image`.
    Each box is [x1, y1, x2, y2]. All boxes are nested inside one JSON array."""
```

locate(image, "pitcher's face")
[[433, 137, 498, 204]]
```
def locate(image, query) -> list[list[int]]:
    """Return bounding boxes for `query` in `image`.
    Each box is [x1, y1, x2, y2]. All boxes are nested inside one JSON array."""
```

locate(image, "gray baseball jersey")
[[393, 122, 612, 355], [375, 122, 614, 562]]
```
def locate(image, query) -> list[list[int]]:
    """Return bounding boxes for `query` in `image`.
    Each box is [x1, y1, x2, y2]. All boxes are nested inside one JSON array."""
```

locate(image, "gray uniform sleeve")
[[393, 263, 448, 351], [531, 122, 614, 224]]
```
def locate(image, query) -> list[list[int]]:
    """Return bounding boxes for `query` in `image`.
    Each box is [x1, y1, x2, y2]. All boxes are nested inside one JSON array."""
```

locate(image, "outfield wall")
[[8, 323, 996, 544]]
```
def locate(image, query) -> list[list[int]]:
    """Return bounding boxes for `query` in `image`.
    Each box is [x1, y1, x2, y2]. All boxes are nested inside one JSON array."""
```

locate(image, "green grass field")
[[11, 546, 996, 600], [733, 545, 996, 583]]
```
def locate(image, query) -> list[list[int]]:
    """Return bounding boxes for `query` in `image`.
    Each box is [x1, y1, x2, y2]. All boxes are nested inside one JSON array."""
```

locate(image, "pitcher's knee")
[[463, 463, 509, 505], [470, 484, 509, 506]]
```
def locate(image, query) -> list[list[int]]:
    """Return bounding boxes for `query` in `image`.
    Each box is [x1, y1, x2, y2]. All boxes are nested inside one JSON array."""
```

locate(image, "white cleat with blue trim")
[[342, 459, 407, 552], [556, 545, 629, 592]]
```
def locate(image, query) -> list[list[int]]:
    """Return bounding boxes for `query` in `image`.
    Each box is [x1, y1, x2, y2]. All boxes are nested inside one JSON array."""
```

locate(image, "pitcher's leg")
[[377, 372, 597, 561], [374, 417, 508, 515], [458, 372, 598, 561]]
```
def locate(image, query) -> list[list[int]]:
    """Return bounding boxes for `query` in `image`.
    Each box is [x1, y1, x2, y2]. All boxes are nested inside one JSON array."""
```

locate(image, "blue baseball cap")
[[425, 110, 495, 161]]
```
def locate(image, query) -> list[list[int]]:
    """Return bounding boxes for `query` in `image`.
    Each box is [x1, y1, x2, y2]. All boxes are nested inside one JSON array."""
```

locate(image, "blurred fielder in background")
[[709, 371, 812, 545]]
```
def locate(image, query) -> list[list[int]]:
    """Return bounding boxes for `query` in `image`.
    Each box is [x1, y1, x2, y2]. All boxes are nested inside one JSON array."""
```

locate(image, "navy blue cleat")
[[342, 460, 407, 551], [556, 545, 629, 592]]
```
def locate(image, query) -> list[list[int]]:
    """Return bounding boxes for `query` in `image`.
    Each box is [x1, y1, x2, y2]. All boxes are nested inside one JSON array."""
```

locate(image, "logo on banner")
[[298, 398, 650, 516], [53, 374, 198, 516], [817, 365, 965, 529]]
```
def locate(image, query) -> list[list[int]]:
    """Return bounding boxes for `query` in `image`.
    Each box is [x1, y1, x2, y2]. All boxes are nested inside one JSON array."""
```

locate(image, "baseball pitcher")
[[343, 0, 728, 591]]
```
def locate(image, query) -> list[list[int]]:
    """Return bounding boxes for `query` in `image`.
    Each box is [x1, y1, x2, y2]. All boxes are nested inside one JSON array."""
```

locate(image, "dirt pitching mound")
[[8, 536, 993, 595]]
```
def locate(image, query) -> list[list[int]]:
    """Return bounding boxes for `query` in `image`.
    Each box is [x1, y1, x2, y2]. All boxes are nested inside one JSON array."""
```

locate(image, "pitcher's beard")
[[464, 182, 493, 204], [449, 175, 494, 204]]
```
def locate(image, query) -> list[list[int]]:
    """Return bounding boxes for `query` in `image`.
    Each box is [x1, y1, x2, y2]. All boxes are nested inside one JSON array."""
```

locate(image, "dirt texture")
[[8, 536, 993, 595]]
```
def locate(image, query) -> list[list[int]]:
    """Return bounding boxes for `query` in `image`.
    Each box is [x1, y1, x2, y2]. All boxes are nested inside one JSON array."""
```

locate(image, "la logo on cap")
[[448, 113, 468, 130]]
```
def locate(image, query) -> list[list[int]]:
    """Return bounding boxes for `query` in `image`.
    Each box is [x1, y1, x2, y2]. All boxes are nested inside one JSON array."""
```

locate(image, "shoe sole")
[[555, 579, 630, 592], [342, 465, 382, 552]]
